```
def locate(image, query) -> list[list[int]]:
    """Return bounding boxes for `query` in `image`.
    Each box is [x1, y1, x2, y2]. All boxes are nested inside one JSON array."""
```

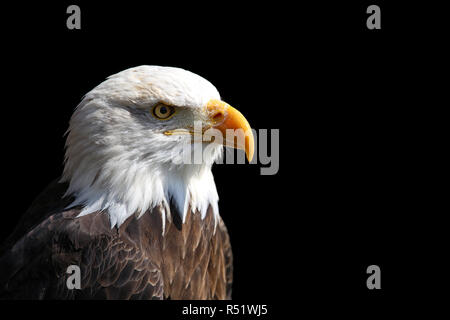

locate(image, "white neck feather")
[[62, 158, 220, 230]]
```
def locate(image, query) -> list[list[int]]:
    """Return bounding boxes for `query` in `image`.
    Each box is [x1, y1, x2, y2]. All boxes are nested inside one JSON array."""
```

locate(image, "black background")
[[0, 0, 444, 317]]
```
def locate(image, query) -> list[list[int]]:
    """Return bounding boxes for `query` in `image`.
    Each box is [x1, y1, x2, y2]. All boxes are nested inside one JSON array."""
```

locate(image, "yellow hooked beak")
[[206, 99, 254, 162]]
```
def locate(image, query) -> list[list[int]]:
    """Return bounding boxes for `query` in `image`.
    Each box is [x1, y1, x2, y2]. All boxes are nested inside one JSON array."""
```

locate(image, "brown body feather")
[[0, 180, 232, 299]]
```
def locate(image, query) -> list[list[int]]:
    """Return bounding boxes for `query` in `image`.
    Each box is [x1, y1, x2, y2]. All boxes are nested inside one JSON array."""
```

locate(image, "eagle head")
[[60, 66, 254, 228]]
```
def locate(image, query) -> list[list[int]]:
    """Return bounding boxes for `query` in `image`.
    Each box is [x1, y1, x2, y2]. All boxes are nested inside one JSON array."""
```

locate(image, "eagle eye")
[[152, 104, 176, 120]]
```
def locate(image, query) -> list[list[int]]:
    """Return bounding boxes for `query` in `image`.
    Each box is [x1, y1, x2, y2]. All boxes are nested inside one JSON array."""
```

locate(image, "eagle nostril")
[[212, 111, 224, 123]]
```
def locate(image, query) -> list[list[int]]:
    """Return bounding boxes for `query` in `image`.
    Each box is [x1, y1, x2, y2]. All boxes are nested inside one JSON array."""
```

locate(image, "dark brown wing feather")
[[0, 180, 233, 300], [0, 208, 164, 299], [0, 179, 73, 253]]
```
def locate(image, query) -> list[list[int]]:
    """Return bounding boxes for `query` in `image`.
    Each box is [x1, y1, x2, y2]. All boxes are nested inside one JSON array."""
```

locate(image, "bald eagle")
[[0, 66, 254, 299]]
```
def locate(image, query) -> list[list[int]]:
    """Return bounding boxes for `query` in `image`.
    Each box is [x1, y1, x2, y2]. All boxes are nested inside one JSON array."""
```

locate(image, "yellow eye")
[[152, 104, 175, 120]]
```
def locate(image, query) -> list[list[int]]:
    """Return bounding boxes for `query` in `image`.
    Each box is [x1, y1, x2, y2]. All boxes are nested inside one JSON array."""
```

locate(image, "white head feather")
[[61, 66, 223, 229]]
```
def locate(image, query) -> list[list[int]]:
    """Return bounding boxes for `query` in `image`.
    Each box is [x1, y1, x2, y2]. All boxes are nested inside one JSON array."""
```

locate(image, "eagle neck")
[[62, 161, 220, 230]]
